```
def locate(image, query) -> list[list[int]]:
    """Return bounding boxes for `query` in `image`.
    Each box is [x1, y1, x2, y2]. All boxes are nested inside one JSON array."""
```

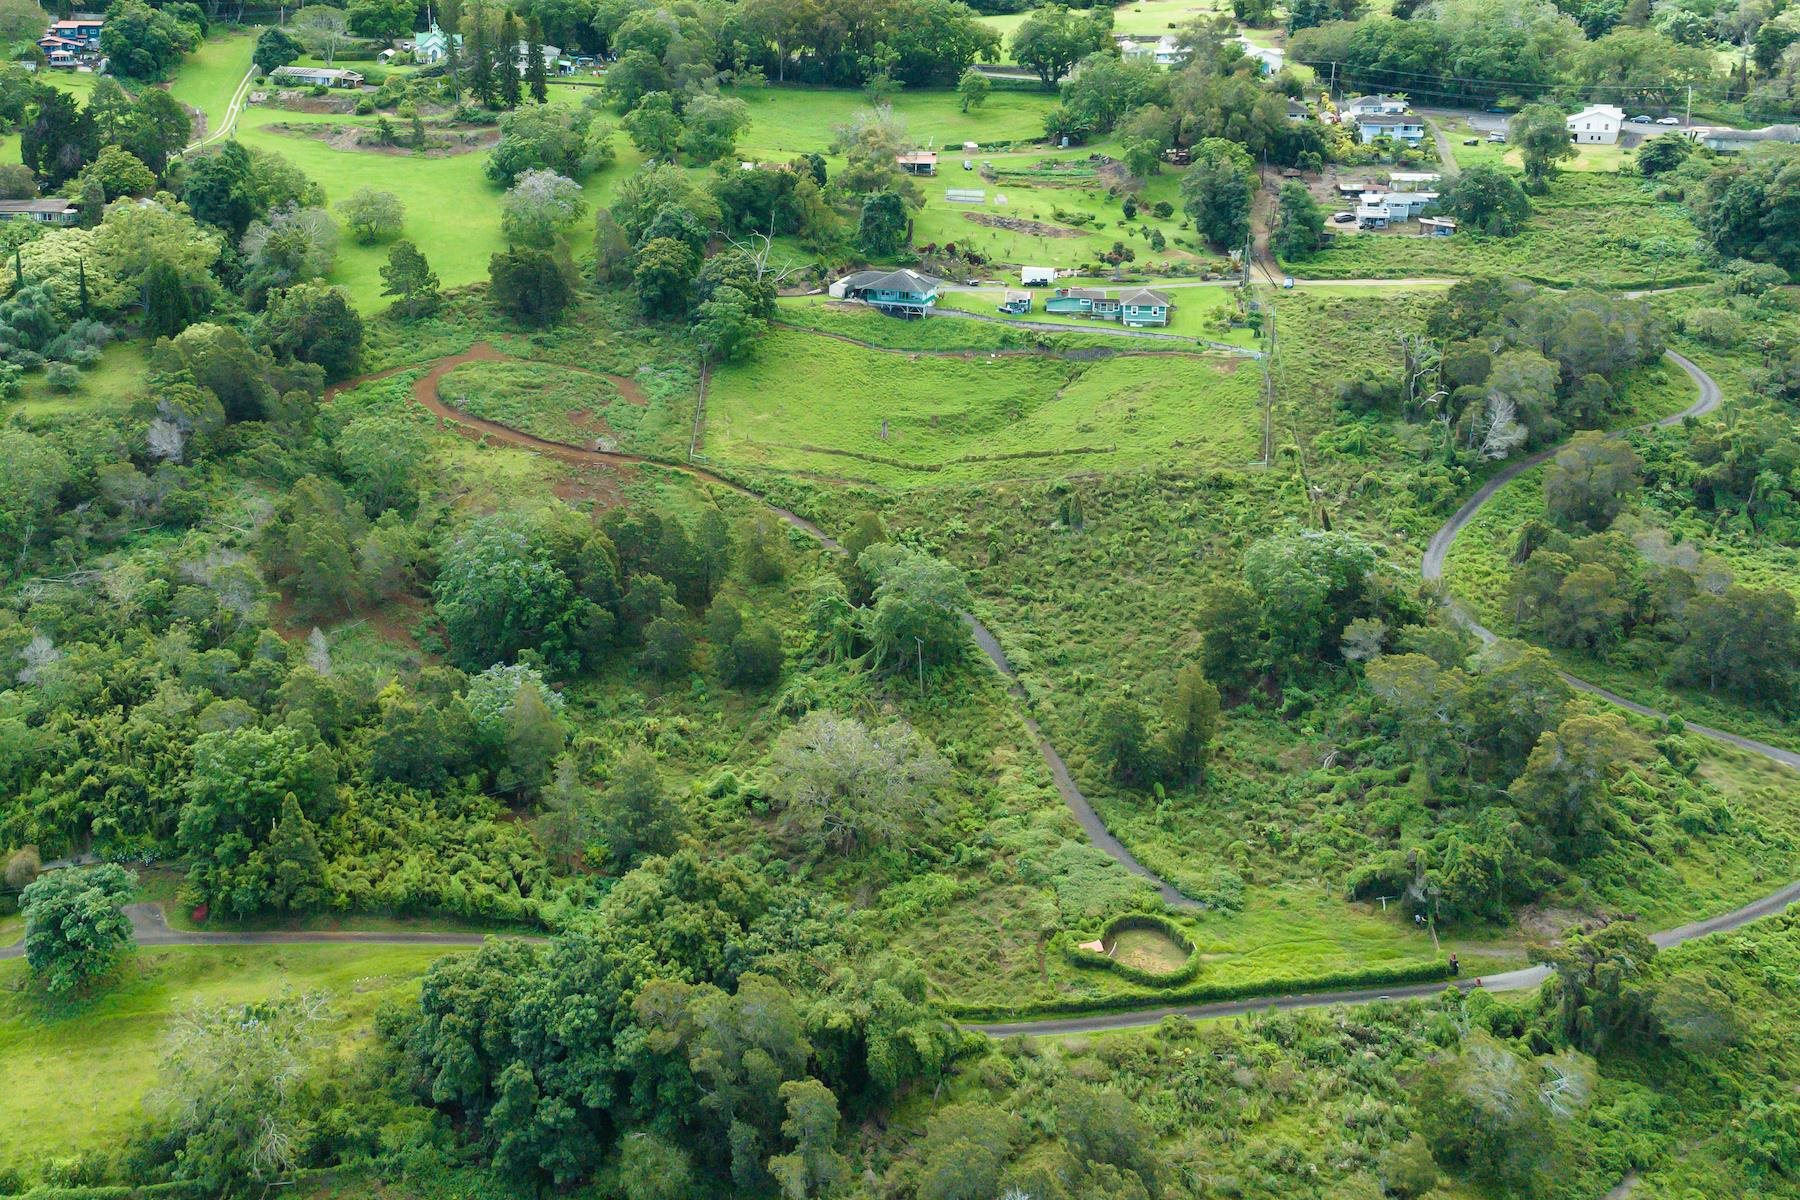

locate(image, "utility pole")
[[1685, 83, 1692, 127], [915, 637, 925, 696]]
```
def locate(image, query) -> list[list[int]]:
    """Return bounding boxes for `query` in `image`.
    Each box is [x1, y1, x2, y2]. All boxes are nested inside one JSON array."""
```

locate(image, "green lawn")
[[9, 341, 147, 419], [437, 358, 634, 450], [728, 85, 1058, 158], [702, 326, 1262, 486], [1437, 113, 1637, 174], [167, 30, 256, 140], [938, 284, 1259, 346], [0, 944, 473, 1166]]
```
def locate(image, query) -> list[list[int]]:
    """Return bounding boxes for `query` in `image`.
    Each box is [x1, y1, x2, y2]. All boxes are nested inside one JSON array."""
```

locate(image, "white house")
[[1343, 94, 1409, 118], [1233, 37, 1283, 74], [1355, 111, 1425, 146], [1567, 104, 1623, 145], [1116, 34, 1186, 66], [413, 22, 461, 64]]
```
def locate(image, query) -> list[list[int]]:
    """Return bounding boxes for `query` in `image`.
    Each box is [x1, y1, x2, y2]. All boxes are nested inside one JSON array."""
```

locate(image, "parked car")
[[963, 159, 974, 170], [1656, 116, 1681, 125], [1487, 131, 1507, 143], [1281, 276, 1295, 289], [1332, 211, 1354, 222], [1462, 137, 1479, 145], [1630, 114, 1652, 123]]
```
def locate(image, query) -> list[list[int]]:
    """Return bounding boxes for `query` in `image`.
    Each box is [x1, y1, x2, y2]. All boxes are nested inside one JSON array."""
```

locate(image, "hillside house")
[[1377, 191, 1439, 218], [1234, 38, 1283, 74], [896, 151, 937, 176], [1343, 94, 1408, 117], [1419, 216, 1456, 237], [1388, 171, 1441, 186], [1044, 287, 1171, 326], [998, 290, 1032, 314], [1117, 35, 1186, 66], [272, 65, 365, 88], [1356, 203, 1391, 230], [1118, 287, 1171, 327], [830, 269, 940, 316], [45, 17, 102, 47], [1355, 112, 1425, 146], [1567, 104, 1623, 145], [1286, 100, 1310, 122], [0, 199, 79, 225]]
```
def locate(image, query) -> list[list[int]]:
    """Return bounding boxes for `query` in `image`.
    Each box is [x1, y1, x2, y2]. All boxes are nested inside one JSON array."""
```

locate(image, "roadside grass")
[[701, 326, 1262, 485], [0, 944, 472, 1166], [167, 30, 255, 138], [1437, 113, 1638, 174], [1289, 173, 1709, 288]]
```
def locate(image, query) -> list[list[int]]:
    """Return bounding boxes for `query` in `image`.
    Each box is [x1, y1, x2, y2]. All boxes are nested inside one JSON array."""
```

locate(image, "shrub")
[[45, 361, 80, 393]]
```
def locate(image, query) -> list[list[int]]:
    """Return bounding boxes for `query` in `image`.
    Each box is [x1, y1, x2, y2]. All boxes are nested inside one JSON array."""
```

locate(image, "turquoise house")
[[830, 269, 940, 316], [1045, 287, 1170, 327], [1118, 288, 1172, 327]]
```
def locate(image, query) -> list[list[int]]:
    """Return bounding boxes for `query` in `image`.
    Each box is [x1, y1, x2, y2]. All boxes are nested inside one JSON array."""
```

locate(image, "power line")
[[1292, 57, 1742, 103]]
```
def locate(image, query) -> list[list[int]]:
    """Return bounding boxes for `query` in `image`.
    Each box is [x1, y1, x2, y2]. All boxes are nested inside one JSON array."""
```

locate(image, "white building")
[[1342, 94, 1409, 118], [1021, 266, 1057, 285], [1567, 104, 1624, 145]]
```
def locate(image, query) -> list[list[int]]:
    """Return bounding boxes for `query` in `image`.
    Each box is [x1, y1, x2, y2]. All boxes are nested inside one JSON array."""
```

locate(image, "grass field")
[[0, 944, 472, 1165], [1436, 113, 1637, 173], [702, 326, 1262, 485], [8, 342, 146, 419], [1290, 173, 1708, 287], [438, 359, 635, 449], [167, 30, 256, 140], [728, 85, 1057, 157]]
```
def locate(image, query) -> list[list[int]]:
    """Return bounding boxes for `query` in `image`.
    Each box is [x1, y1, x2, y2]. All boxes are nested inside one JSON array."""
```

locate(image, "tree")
[[336, 187, 404, 244], [349, 0, 420, 38], [146, 993, 331, 1195], [769, 711, 947, 856], [1416, 1035, 1555, 1191], [721, 620, 783, 687], [254, 26, 303, 75], [1180, 154, 1253, 250], [525, 15, 549, 103], [100, 0, 198, 81], [380, 239, 441, 318], [497, 10, 523, 108], [489, 245, 573, 326], [500, 169, 587, 247], [265, 793, 325, 911], [679, 93, 751, 165], [1510, 103, 1576, 191], [1544, 431, 1641, 530], [856, 189, 908, 256], [336, 412, 428, 513], [623, 91, 684, 160], [498, 680, 565, 797], [858, 543, 969, 670], [1509, 713, 1634, 857], [1636, 133, 1691, 176], [958, 67, 990, 112], [639, 604, 696, 676], [695, 283, 764, 363], [21, 85, 97, 187], [1162, 663, 1221, 779], [594, 745, 683, 870], [4, 845, 40, 891], [487, 105, 588, 186], [1540, 920, 1659, 1052], [1010, 5, 1109, 89], [77, 145, 155, 202], [1094, 696, 1159, 785], [632, 235, 697, 319], [125, 87, 195, 175], [1439, 163, 1533, 236], [0, 0, 47, 44], [20, 863, 136, 994], [291, 5, 351, 66], [767, 1079, 850, 1200], [261, 282, 363, 381], [1273, 180, 1325, 260]]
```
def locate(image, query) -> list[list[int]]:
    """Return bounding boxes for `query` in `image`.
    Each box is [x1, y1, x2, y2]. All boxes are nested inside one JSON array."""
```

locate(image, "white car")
[[1656, 116, 1681, 125], [1629, 114, 1652, 124]]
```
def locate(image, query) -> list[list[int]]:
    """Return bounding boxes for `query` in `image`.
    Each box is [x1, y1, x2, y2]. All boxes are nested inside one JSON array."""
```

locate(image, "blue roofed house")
[[1046, 287, 1170, 326], [1045, 286, 1104, 315], [829, 268, 940, 316]]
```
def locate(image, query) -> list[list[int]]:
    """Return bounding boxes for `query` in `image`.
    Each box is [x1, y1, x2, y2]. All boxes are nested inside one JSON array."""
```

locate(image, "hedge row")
[[1062, 913, 1202, 988], [942, 957, 1455, 1023]]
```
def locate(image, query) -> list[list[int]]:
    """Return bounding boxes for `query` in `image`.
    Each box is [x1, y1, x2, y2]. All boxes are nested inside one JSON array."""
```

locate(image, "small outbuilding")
[[1021, 266, 1057, 286], [896, 151, 937, 176], [0, 198, 79, 225], [1419, 216, 1456, 237], [271, 65, 365, 88], [998, 290, 1032, 314]]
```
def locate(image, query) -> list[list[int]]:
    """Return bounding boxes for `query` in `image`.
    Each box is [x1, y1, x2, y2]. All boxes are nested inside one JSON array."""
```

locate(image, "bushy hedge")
[[943, 957, 1454, 1022], [1062, 912, 1202, 987]]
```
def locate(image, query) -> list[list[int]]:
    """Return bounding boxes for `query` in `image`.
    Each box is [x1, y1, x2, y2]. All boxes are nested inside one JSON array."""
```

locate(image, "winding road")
[[7, 344, 1797, 1034]]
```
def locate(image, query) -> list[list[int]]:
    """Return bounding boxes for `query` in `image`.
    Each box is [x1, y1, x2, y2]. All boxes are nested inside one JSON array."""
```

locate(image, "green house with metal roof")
[[829, 269, 941, 316]]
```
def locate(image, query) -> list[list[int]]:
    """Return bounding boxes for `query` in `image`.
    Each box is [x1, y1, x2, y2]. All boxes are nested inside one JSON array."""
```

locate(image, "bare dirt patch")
[[961, 211, 1086, 238]]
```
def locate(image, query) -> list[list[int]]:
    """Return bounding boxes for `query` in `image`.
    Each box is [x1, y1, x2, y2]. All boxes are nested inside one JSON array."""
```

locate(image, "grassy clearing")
[[8, 341, 147, 419], [0, 944, 472, 1165], [1108, 925, 1189, 972], [167, 31, 255, 137], [1290, 173, 1708, 288], [727, 85, 1057, 158], [1437, 113, 1638, 174], [702, 326, 1261, 485], [438, 359, 632, 449]]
